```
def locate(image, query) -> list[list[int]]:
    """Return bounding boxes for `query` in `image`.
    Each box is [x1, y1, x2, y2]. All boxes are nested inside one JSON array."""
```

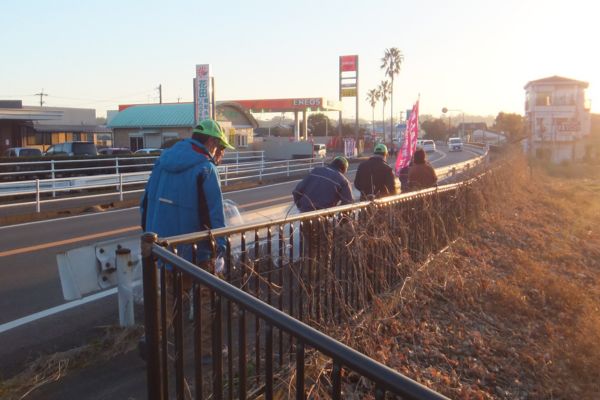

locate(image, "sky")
[[0, 0, 597, 122]]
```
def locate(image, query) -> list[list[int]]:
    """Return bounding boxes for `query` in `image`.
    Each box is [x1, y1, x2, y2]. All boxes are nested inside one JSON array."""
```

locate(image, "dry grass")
[[0, 326, 143, 400], [333, 155, 600, 399]]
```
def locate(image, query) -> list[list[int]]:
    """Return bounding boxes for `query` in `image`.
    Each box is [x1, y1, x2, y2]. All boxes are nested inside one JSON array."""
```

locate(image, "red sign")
[[340, 55, 358, 72]]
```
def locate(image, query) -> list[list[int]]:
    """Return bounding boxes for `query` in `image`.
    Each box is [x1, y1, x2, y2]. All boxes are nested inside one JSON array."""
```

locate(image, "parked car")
[[98, 147, 132, 155], [419, 140, 436, 153], [313, 144, 327, 159], [45, 141, 98, 156], [134, 148, 162, 155], [447, 137, 463, 152], [3, 147, 43, 157]]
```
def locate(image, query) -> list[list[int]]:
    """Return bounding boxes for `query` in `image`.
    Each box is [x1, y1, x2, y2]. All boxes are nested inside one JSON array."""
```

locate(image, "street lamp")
[[442, 107, 465, 139]]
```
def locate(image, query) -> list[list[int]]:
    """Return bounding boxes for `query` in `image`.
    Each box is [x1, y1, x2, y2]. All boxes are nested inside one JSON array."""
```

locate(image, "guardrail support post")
[[115, 157, 120, 175], [35, 179, 41, 213], [287, 160, 290, 177], [225, 165, 228, 186], [116, 247, 135, 327], [51, 160, 56, 198], [141, 233, 163, 400], [119, 174, 124, 201]]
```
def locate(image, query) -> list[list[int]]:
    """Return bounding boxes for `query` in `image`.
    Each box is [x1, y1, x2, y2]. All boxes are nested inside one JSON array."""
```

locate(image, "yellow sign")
[[341, 88, 357, 97]]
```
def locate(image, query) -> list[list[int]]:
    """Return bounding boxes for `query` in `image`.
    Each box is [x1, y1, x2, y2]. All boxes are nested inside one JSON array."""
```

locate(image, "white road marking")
[[0, 288, 117, 334]]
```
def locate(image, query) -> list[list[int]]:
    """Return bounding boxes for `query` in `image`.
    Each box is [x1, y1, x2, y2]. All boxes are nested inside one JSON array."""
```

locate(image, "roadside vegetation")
[[330, 155, 600, 398]]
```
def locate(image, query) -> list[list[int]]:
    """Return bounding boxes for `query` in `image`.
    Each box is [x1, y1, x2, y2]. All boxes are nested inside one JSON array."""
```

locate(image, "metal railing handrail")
[[147, 239, 449, 400], [158, 180, 471, 246], [0, 150, 265, 179]]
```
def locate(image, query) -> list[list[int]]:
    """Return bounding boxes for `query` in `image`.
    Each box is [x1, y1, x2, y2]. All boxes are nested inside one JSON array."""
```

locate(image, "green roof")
[[108, 103, 194, 128]]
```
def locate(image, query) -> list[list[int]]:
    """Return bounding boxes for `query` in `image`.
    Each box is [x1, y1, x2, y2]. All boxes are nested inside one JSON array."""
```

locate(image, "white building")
[[524, 76, 592, 163]]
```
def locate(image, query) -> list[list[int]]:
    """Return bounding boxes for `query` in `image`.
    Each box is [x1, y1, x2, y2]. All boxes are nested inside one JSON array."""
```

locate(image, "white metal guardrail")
[[0, 157, 325, 212], [0, 146, 488, 213], [0, 150, 264, 180]]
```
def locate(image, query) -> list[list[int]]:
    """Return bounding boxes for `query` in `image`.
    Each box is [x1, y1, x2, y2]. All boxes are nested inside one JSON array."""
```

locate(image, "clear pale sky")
[[0, 0, 597, 121]]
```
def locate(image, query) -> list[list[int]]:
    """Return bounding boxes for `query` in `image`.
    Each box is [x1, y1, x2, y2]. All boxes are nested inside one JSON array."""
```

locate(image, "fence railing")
[[0, 150, 265, 181], [140, 170, 494, 398], [0, 157, 324, 213], [0, 149, 487, 214]]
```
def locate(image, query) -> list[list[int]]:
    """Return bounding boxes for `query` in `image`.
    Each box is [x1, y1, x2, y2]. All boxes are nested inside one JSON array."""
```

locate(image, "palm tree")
[[381, 48, 404, 140], [366, 88, 380, 136], [378, 80, 391, 140]]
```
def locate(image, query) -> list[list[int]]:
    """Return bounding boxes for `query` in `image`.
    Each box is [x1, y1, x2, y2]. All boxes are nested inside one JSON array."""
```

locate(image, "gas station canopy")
[[230, 97, 342, 113]]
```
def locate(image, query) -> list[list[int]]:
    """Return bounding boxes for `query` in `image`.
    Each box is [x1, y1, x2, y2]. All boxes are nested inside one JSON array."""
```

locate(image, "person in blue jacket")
[[139, 119, 234, 363], [141, 118, 234, 261], [293, 156, 353, 212]]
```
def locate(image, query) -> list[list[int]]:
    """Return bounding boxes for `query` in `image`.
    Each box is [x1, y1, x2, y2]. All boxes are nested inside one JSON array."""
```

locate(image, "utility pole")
[[157, 84, 162, 104], [35, 89, 48, 107]]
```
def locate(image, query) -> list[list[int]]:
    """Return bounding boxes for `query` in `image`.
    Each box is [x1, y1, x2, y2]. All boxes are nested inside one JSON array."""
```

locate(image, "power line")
[[34, 89, 48, 106]]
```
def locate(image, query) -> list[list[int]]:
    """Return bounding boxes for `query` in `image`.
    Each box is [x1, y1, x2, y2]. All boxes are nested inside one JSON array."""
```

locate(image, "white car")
[[134, 148, 162, 155], [447, 137, 463, 152], [313, 144, 327, 158], [419, 139, 436, 153]]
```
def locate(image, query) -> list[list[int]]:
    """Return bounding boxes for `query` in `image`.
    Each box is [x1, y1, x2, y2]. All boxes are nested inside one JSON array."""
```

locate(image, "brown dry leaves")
[[341, 157, 600, 399]]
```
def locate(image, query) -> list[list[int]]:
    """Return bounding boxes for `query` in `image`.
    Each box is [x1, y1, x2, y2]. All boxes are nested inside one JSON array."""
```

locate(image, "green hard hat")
[[192, 119, 235, 150], [374, 143, 388, 155]]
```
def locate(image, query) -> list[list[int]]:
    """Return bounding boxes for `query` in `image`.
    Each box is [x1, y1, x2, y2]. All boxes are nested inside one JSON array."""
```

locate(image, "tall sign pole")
[[339, 55, 359, 149], [194, 64, 212, 125], [338, 57, 342, 137], [355, 56, 359, 143]]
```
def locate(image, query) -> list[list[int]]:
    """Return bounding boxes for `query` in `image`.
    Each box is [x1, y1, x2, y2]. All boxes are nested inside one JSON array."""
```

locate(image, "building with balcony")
[[524, 76, 592, 163]]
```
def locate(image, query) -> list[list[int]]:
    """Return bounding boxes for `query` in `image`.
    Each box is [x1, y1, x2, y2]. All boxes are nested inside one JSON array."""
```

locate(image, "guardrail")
[[0, 157, 325, 213], [139, 170, 494, 399], [0, 150, 265, 181]]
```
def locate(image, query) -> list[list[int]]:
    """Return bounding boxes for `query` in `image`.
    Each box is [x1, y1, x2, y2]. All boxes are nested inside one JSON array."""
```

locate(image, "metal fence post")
[[119, 174, 124, 201], [51, 160, 56, 198], [141, 233, 163, 400], [115, 157, 120, 175], [35, 179, 41, 213], [287, 160, 290, 177], [116, 247, 135, 327], [225, 165, 229, 186]]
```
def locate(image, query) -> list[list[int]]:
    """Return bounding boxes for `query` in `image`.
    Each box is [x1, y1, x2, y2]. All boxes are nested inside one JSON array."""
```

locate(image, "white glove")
[[215, 256, 225, 274]]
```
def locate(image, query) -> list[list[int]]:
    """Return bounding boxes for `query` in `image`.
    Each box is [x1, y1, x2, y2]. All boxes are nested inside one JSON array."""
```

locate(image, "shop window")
[[130, 136, 144, 151]]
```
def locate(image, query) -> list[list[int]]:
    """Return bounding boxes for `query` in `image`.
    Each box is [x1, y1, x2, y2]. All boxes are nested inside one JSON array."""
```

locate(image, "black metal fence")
[[141, 175, 487, 399]]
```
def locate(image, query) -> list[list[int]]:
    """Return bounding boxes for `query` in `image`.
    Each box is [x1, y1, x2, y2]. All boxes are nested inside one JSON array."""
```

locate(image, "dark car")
[[44, 141, 99, 156]]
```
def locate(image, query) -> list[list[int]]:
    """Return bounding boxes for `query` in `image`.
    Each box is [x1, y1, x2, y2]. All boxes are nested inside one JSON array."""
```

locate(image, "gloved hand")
[[215, 256, 225, 274]]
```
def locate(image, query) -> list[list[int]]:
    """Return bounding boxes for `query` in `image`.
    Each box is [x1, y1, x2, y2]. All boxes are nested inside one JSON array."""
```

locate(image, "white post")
[[287, 160, 290, 177], [115, 157, 120, 175], [224, 165, 228, 186], [36, 179, 41, 213], [116, 247, 135, 327], [51, 160, 56, 198], [119, 173, 124, 201]]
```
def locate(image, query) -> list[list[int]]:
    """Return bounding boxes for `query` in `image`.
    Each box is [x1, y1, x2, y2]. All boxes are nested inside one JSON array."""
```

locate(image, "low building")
[[108, 102, 258, 151], [0, 101, 111, 153], [524, 76, 592, 163]]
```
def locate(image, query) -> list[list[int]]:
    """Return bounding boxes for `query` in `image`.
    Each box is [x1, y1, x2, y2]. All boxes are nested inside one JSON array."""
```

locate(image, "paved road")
[[0, 146, 480, 375]]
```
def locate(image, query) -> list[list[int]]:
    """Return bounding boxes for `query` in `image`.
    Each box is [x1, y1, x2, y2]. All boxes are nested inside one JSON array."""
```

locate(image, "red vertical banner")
[[395, 100, 420, 174]]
